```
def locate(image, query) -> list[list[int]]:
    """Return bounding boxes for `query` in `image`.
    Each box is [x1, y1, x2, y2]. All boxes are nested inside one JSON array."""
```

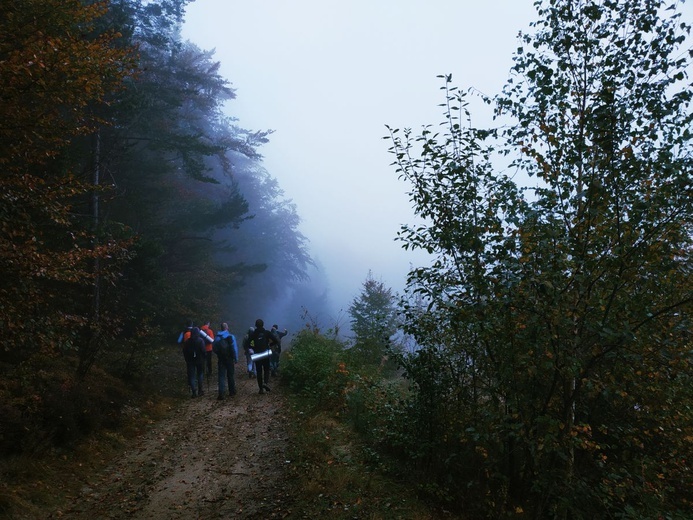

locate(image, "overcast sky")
[[181, 1, 691, 314]]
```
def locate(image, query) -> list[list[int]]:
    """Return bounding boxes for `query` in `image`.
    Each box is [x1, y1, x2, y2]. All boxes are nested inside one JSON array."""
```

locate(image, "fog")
[[182, 1, 670, 320], [180, 1, 536, 318]]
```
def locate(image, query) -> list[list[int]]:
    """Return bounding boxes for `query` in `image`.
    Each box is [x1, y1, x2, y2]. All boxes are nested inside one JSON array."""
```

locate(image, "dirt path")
[[47, 365, 294, 520]]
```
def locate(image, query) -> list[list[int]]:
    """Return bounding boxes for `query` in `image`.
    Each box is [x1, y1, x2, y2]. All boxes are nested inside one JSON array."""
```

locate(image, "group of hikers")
[[177, 318, 287, 399]]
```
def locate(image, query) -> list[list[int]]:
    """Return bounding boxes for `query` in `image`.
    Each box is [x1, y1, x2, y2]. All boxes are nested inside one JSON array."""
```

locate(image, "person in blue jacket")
[[213, 322, 238, 400]]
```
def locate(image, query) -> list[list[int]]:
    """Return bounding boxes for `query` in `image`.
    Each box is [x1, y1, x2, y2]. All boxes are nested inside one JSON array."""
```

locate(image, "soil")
[[43, 363, 295, 520]]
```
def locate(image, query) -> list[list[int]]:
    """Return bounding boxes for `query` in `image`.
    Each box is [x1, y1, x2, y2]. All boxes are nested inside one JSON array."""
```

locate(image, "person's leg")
[[246, 351, 254, 377], [217, 359, 226, 399], [206, 351, 213, 377], [187, 362, 196, 397], [196, 363, 205, 395], [270, 351, 278, 376], [227, 360, 236, 396], [256, 360, 264, 392], [260, 358, 271, 391]]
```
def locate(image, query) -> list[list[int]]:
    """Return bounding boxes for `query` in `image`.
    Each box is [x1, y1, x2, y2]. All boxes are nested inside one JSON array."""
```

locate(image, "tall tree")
[[88, 0, 261, 347], [387, 0, 693, 517], [348, 271, 399, 366], [0, 0, 134, 363]]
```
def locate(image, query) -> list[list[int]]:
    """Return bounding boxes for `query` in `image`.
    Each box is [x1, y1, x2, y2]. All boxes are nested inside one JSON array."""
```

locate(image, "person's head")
[[186, 319, 193, 328], [255, 318, 264, 329], [272, 324, 278, 330], [220, 322, 228, 331], [248, 327, 255, 335], [204, 320, 211, 326], [191, 327, 200, 338]]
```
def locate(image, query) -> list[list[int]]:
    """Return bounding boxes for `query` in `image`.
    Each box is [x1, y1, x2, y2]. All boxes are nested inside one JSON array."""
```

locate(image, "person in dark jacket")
[[182, 327, 206, 397], [213, 322, 238, 400], [242, 327, 256, 379], [270, 324, 288, 377], [249, 319, 279, 394]]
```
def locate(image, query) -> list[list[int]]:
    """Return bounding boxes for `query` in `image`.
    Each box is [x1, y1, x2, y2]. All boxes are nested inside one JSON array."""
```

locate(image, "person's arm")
[[269, 331, 280, 346], [231, 335, 239, 363]]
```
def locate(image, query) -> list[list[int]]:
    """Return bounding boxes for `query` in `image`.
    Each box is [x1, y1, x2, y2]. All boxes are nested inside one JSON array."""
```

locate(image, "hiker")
[[249, 319, 280, 394], [182, 327, 206, 397], [242, 327, 256, 379], [270, 324, 288, 377], [213, 322, 238, 400], [201, 320, 215, 377]]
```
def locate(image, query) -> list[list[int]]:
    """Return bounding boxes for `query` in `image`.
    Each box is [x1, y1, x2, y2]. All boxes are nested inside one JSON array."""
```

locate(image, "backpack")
[[251, 328, 273, 353], [213, 335, 232, 360], [182, 337, 197, 363]]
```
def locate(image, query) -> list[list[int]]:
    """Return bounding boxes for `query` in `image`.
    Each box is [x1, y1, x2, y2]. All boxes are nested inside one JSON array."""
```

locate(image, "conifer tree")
[[348, 271, 398, 365]]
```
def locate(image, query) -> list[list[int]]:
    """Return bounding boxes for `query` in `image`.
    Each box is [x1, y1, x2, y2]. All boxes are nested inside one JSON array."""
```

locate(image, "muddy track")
[[47, 366, 294, 520]]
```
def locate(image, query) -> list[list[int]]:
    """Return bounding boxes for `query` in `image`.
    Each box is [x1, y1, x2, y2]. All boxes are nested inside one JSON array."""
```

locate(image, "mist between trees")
[[1, 1, 692, 518]]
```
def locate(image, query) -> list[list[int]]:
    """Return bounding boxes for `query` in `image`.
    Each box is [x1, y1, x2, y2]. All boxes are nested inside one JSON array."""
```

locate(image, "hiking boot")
[[217, 394, 224, 401], [271, 370, 277, 377], [248, 372, 253, 379], [259, 388, 265, 394], [263, 384, 271, 392]]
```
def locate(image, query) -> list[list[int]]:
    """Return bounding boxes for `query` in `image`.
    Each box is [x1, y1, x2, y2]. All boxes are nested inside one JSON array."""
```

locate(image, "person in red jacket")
[[200, 320, 215, 378]]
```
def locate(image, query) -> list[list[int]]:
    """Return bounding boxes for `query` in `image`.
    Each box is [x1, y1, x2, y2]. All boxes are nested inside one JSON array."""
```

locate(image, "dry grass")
[[282, 397, 440, 519]]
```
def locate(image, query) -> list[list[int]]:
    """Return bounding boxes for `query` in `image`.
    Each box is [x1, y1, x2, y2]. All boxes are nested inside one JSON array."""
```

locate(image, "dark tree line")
[[0, 0, 318, 454]]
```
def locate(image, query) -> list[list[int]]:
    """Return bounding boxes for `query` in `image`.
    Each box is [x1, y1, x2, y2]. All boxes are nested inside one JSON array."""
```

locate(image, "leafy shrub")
[[343, 374, 398, 436], [282, 329, 349, 407]]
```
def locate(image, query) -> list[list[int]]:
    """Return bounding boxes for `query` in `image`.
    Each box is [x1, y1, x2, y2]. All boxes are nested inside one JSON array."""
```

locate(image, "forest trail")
[[39, 365, 294, 520]]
